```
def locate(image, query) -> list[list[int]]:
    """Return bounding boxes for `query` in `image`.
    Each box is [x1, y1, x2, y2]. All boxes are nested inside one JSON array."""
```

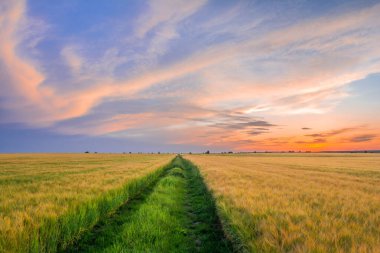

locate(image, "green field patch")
[[0, 154, 174, 253], [65, 156, 232, 253]]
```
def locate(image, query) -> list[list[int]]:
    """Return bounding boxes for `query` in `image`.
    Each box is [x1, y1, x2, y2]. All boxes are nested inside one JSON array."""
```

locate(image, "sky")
[[0, 0, 380, 153]]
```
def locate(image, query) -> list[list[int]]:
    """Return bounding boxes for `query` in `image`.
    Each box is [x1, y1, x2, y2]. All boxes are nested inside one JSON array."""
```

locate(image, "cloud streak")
[[349, 134, 377, 143], [0, 1, 379, 151]]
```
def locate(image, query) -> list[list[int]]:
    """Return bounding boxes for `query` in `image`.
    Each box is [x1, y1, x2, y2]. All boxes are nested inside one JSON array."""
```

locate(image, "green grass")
[[178, 157, 233, 252], [3, 153, 379, 252], [34, 161, 173, 253], [0, 154, 174, 253], [65, 156, 232, 253]]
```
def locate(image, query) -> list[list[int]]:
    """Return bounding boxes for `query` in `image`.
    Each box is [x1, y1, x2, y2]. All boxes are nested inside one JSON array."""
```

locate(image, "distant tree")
[[158, 151, 160, 154], [228, 151, 233, 154], [85, 151, 89, 153], [189, 152, 192, 154], [205, 150, 210, 154], [94, 152, 98, 154], [129, 152, 132, 154]]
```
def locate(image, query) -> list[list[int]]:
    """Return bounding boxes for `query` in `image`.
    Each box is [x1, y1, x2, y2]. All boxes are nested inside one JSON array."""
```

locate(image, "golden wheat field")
[[0, 153, 174, 252], [186, 153, 380, 253]]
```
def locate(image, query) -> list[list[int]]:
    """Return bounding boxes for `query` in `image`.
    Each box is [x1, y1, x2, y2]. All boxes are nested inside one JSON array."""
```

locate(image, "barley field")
[[0, 153, 174, 252], [1, 153, 379, 253], [67, 157, 231, 252], [186, 153, 380, 252]]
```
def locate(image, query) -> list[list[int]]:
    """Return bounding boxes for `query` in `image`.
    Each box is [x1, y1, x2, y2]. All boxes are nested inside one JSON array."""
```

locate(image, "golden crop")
[[0, 153, 174, 252], [186, 153, 380, 252]]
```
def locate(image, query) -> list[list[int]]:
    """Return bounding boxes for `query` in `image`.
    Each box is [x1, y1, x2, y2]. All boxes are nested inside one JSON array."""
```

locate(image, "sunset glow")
[[0, 0, 379, 152]]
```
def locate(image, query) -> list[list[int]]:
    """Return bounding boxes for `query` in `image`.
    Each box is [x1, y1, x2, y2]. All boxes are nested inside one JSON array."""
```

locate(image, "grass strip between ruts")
[[64, 156, 233, 253], [28, 158, 175, 253]]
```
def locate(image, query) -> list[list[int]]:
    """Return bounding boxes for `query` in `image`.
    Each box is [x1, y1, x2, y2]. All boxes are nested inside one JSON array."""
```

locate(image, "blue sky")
[[0, 0, 379, 152]]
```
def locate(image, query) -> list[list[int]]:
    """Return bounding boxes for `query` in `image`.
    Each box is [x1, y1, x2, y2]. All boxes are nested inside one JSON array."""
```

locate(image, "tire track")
[[63, 156, 232, 253]]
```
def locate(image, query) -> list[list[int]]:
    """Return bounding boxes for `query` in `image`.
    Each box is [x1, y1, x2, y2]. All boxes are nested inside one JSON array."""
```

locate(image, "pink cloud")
[[1, 0, 379, 153]]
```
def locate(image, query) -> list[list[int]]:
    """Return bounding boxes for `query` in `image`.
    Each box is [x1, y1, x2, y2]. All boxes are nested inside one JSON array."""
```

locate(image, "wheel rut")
[[63, 156, 232, 253]]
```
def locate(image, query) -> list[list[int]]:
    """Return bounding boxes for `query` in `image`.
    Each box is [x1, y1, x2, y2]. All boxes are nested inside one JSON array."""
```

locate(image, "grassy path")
[[64, 156, 232, 252]]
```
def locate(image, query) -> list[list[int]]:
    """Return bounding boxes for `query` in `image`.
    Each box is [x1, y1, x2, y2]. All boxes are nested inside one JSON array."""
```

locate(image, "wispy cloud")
[[295, 138, 326, 145], [61, 46, 83, 75], [1, 0, 380, 151], [349, 134, 377, 143], [135, 0, 206, 38], [306, 127, 358, 138]]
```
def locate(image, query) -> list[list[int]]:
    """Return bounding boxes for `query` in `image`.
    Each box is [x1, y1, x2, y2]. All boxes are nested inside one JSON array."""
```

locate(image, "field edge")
[[31, 157, 176, 253], [64, 155, 234, 252], [180, 157, 243, 252]]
